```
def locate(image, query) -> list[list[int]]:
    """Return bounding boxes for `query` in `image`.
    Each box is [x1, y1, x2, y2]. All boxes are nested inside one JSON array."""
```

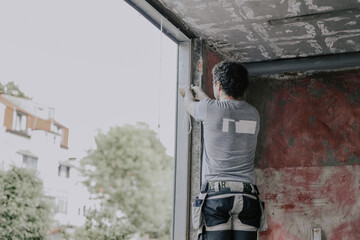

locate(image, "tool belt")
[[204, 181, 259, 195], [192, 181, 268, 236]]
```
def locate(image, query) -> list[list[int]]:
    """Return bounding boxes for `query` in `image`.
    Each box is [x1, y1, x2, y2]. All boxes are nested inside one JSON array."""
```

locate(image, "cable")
[[156, 16, 163, 138], [182, 113, 192, 134]]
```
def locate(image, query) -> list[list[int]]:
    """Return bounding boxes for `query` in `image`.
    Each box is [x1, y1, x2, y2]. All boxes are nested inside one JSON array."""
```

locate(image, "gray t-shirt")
[[194, 99, 260, 185]]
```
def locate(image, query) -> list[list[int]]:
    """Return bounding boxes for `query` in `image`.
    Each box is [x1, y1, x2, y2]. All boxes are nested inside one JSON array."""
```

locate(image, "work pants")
[[203, 181, 261, 240]]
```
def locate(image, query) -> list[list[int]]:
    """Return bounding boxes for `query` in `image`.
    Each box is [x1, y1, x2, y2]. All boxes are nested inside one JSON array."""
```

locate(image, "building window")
[[51, 123, 63, 136], [23, 155, 38, 169], [14, 111, 27, 133], [58, 165, 70, 178], [54, 196, 68, 214]]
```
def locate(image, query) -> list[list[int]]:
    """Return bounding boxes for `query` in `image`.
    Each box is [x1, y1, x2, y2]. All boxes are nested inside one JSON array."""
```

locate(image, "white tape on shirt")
[[222, 118, 257, 134]]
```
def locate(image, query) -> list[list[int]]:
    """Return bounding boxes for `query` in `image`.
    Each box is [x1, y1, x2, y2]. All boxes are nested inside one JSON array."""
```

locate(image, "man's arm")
[[179, 86, 196, 117]]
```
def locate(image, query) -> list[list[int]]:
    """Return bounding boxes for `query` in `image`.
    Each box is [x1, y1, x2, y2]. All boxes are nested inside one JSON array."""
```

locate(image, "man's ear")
[[216, 81, 221, 91]]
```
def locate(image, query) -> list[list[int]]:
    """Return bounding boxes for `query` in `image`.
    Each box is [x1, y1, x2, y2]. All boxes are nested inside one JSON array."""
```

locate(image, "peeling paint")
[[346, 21, 357, 26], [247, 69, 360, 169], [304, 0, 333, 12], [304, 23, 316, 37], [252, 23, 269, 39], [255, 166, 360, 239], [307, 40, 323, 53], [287, 0, 302, 16], [258, 45, 270, 59], [317, 21, 330, 35], [324, 17, 347, 22], [277, 40, 301, 46], [242, 6, 254, 19], [326, 33, 360, 52], [269, 42, 285, 57], [162, 0, 360, 61]]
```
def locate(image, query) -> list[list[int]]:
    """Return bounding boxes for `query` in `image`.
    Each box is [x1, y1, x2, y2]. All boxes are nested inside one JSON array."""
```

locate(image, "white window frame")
[[13, 110, 27, 133]]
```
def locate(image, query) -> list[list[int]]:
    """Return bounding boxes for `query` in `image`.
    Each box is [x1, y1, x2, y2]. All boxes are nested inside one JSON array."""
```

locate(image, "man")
[[180, 61, 261, 240]]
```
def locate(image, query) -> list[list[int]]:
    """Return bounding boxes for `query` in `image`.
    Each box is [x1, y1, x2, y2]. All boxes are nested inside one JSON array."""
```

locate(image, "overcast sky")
[[0, 0, 178, 158]]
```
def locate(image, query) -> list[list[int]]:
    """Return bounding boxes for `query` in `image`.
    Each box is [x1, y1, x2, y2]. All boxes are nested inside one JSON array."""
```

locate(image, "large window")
[[125, 2, 192, 240], [0, 1, 191, 239]]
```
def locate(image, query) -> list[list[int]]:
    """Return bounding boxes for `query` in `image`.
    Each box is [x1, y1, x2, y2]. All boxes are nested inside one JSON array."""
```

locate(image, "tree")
[[0, 166, 53, 239], [72, 204, 135, 240], [0, 81, 30, 99], [78, 123, 173, 239]]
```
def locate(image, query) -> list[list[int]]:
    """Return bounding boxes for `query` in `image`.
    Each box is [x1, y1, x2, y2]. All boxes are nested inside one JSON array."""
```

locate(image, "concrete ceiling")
[[156, 0, 360, 62]]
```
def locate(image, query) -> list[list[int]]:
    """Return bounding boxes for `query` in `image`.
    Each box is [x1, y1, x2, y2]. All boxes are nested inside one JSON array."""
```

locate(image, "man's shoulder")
[[196, 98, 217, 107]]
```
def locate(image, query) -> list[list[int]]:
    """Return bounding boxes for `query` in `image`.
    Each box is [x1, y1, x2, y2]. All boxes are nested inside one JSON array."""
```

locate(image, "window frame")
[[22, 154, 38, 169], [14, 110, 28, 133], [54, 196, 68, 214], [58, 164, 70, 178], [125, 1, 192, 239]]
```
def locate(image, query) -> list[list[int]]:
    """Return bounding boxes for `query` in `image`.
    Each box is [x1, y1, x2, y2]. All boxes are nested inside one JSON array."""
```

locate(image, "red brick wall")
[[246, 69, 360, 239], [203, 47, 222, 98]]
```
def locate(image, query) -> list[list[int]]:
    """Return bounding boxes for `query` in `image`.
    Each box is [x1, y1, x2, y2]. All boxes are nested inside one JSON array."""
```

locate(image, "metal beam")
[[244, 52, 360, 76], [125, 0, 196, 43]]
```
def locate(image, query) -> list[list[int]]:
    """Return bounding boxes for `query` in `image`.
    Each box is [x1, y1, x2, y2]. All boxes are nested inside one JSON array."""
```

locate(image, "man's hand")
[[179, 86, 190, 98], [191, 85, 210, 100]]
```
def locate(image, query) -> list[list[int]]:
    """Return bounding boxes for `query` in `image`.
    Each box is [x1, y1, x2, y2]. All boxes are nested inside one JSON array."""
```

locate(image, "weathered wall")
[[246, 69, 360, 239], [193, 39, 360, 239]]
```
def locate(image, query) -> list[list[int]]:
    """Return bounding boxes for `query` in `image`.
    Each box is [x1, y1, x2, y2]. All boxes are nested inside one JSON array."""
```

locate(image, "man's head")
[[212, 61, 249, 100]]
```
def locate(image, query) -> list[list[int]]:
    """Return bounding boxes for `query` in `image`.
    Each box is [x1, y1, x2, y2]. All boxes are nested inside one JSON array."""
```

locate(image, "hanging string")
[[182, 113, 192, 134], [156, 16, 163, 138]]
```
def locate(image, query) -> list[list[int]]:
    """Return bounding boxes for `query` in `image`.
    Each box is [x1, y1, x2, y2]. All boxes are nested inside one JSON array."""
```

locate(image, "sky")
[[0, 0, 178, 158]]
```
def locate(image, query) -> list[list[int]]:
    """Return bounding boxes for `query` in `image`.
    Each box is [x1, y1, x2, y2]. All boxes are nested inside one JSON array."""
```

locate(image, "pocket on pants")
[[203, 196, 234, 227], [238, 195, 261, 228], [192, 196, 205, 229]]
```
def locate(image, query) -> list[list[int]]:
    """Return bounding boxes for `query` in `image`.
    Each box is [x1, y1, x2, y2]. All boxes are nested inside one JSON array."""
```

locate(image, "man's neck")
[[219, 92, 243, 101]]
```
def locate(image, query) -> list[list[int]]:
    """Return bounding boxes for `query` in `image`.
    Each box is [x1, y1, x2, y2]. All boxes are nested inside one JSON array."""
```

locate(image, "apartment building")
[[0, 93, 92, 231]]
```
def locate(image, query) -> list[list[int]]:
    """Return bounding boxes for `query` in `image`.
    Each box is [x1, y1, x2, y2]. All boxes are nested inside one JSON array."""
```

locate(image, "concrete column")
[[188, 38, 204, 240]]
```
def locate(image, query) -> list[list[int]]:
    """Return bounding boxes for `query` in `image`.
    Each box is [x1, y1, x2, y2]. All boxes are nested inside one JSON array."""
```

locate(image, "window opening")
[[0, 1, 190, 239], [14, 111, 27, 133], [58, 164, 70, 178], [23, 155, 38, 169], [54, 196, 68, 214]]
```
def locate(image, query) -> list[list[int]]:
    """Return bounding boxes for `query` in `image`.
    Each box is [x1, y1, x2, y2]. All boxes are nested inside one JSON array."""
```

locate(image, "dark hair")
[[212, 61, 249, 99]]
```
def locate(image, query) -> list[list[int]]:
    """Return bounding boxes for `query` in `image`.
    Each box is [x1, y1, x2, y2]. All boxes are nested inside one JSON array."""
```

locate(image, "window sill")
[[6, 129, 31, 138]]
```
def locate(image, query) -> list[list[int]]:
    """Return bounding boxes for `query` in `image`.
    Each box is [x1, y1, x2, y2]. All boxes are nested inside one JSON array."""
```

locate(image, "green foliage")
[[73, 205, 135, 240], [78, 123, 173, 239], [0, 81, 30, 99], [0, 166, 53, 240]]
